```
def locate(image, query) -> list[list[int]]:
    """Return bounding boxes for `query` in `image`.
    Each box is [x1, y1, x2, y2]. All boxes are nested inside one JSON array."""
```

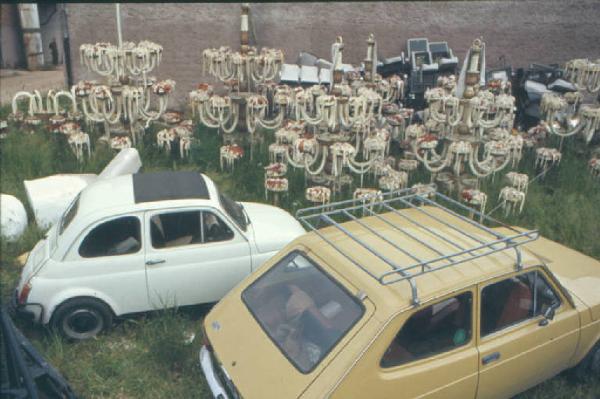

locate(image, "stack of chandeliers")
[[264, 35, 409, 197], [192, 17, 410, 199], [10, 5, 176, 157], [76, 39, 175, 145], [539, 58, 600, 182], [404, 39, 524, 214], [190, 3, 285, 138], [541, 58, 600, 145]]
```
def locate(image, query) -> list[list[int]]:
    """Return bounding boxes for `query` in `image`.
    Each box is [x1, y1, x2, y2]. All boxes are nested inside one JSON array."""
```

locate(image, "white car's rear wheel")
[[52, 298, 113, 340]]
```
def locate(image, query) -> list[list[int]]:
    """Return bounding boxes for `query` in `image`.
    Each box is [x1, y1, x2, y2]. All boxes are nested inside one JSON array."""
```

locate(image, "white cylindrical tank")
[[1, 194, 28, 241]]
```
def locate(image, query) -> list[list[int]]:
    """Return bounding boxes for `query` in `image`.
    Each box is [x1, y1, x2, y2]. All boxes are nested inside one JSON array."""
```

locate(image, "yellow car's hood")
[[204, 296, 315, 399], [524, 236, 600, 320]]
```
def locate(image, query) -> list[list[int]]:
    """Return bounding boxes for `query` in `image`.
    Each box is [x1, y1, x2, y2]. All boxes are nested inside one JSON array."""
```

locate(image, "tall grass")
[[1, 108, 598, 398]]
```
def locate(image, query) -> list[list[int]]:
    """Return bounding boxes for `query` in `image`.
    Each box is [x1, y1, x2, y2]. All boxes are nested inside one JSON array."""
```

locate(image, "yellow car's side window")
[[380, 292, 473, 368], [480, 270, 560, 336]]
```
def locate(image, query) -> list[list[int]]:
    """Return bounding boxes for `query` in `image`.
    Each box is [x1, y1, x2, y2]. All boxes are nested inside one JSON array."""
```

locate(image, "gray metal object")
[[296, 188, 539, 306], [17, 4, 44, 69]]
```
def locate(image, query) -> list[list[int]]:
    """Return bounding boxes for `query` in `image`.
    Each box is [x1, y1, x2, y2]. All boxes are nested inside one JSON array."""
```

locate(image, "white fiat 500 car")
[[12, 171, 305, 340]]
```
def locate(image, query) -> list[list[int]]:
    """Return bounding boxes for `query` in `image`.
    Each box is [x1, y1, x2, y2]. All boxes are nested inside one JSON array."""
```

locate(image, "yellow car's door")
[[476, 268, 580, 399], [333, 288, 479, 399]]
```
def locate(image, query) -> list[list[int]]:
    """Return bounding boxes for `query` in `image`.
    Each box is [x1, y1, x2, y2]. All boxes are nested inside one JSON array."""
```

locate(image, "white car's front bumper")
[[199, 345, 230, 399]]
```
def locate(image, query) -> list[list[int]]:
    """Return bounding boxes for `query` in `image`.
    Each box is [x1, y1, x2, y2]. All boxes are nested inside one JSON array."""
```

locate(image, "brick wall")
[[65, 1, 600, 110]]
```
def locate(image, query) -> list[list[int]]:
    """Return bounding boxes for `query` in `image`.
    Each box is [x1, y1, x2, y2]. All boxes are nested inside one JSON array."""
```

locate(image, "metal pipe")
[[340, 209, 423, 263], [116, 3, 123, 48], [17, 4, 44, 70]]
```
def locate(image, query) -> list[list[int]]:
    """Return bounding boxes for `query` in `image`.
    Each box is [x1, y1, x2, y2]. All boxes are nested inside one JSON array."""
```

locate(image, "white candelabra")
[[191, 3, 284, 136], [541, 58, 600, 144], [269, 35, 407, 194], [76, 5, 175, 144], [10, 4, 175, 150], [406, 39, 521, 202], [193, 27, 409, 197]]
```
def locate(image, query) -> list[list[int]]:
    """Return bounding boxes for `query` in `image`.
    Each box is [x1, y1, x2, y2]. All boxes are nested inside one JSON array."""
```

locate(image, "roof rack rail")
[[296, 186, 539, 306]]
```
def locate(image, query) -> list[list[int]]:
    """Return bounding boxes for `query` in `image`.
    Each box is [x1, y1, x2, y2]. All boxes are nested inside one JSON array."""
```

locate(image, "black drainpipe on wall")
[[61, 4, 73, 87]]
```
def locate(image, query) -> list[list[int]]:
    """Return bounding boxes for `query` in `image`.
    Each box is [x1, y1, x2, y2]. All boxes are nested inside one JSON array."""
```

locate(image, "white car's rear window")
[[242, 251, 364, 373], [59, 194, 80, 235]]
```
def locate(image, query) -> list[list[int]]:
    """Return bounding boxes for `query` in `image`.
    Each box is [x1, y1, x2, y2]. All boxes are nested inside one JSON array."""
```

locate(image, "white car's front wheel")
[[52, 298, 113, 341]]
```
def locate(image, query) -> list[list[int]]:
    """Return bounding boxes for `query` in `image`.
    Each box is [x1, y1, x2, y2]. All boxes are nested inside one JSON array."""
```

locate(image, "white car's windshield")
[[242, 251, 364, 373], [219, 192, 247, 231]]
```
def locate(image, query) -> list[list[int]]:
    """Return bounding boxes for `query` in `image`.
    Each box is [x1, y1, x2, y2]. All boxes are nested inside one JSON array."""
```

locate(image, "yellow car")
[[199, 188, 600, 399]]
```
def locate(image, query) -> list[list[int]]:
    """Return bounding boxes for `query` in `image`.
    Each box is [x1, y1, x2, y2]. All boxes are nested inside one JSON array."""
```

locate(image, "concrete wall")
[[38, 3, 66, 66], [1, 4, 25, 69], [65, 1, 600, 109], [1, 3, 66, 69]]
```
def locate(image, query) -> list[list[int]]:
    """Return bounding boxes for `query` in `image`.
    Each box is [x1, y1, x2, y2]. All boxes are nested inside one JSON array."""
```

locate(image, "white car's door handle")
[[146, 259, 166, 266]]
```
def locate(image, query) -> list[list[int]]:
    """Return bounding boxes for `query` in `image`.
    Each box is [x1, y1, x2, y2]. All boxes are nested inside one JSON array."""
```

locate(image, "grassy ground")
[[1, 103, 599, 398]]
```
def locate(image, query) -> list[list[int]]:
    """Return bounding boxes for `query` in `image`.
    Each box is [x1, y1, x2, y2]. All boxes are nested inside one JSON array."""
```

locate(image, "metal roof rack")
[[296, 186, 539, 306]]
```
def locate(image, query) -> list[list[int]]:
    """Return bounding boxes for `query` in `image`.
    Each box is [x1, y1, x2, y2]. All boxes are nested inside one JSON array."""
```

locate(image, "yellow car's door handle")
[[482, 352, 501, 365]]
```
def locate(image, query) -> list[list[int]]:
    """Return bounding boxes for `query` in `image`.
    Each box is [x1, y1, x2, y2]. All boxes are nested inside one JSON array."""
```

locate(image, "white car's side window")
[[151, 210, 203, 248], [202, 211, 234, 243], [150, 210, 234, 249], [79, 216, 141, 258]]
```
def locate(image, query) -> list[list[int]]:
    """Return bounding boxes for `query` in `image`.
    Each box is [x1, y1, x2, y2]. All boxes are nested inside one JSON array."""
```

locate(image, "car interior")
[[79, 216, 141, 258], [381, 292, 472, 368], [150, 211, 234, 249], [481, 271, 558, 336]]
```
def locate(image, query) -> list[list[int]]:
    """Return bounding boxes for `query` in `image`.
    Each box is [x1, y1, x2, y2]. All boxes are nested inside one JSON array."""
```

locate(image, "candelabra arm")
[[12, 92, 33, 115], [468, 146, 511, 178], [422, 150, 451, 173], [475, 108, 505, 129], [198, 103, 221, 129], [347, 155, 375, 175], [220, 104, 239, 134], [141, 96, 168, 128], [52, 90, 77, 115], [81, 99, 108, 123], [256, 110, 285, 130], [412, 140, 444, 165], [303, 146, 329, 176], [300, 102, 325, 126]]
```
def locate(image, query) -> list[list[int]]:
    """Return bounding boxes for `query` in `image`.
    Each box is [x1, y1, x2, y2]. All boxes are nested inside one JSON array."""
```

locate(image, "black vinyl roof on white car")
[[132, 171, 210, 204]]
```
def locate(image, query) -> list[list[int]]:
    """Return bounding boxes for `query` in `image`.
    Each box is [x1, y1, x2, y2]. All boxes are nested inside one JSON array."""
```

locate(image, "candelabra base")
[[308, 173, 354, 196], [434, 172, 479, 195]]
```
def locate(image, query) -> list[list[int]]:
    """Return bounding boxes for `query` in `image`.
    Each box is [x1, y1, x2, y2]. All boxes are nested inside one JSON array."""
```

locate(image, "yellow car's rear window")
[[242, 251, 364, 373]]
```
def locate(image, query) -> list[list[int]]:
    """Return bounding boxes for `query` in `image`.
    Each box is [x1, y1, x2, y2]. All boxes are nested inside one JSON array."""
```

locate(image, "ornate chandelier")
[[404, 39, 524, 213], [190, 3, 284, 136], [10, 4, 176, 156], [261, 35, 409, 198], [540, 58, 600, 144]]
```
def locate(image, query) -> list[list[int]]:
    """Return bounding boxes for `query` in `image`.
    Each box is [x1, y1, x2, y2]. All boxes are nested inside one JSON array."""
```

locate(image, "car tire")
[[590, 342, 600, 374], [570, 340, 600, 381], [52, 298, 113, 341]]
